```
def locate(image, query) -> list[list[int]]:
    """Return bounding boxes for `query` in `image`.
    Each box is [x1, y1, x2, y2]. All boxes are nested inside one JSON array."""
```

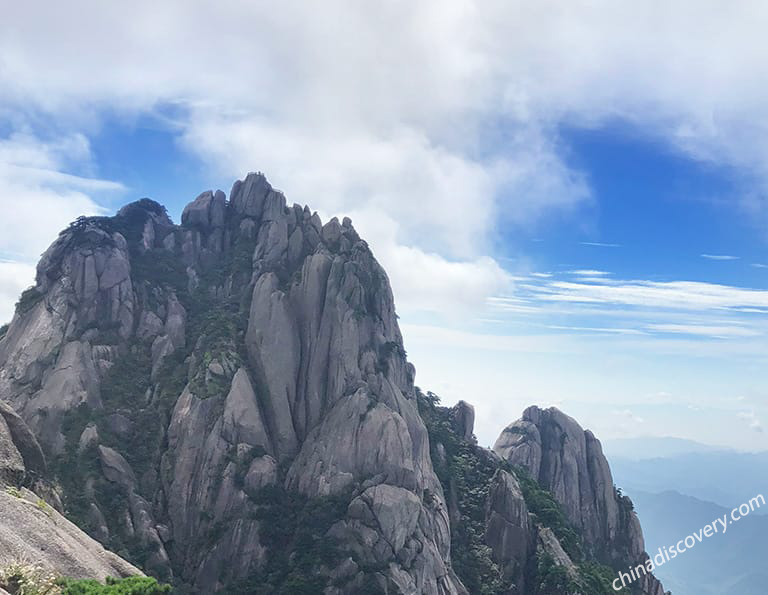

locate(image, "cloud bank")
[[6, 1, 768, 316]]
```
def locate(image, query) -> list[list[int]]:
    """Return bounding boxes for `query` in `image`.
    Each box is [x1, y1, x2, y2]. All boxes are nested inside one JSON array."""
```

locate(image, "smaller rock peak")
[[230, 172, 273, 218], [116, 198, 167, 219], [451, 400, 475, 441], [321, 217, 343, 245], [181, 189, 226, 229], [522, 405, 582, 431]]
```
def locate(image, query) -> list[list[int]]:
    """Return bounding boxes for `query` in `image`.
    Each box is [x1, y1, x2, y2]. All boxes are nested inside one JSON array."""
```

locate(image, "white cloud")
[[343, 208, 512, 315], [4, 0, 768, 318], [6, 1, 768, 448], [0, 134, 117, 261], [533, 279, 768, 311], [0, 132, 119, 322], [701, 254, 740, 261], [738, 410, 763, 433], [485, 272, 768, 357], [569, 269, 611, 276], [5, 2, 768, 240], [646, 323, 761, 339], [0, 261, 36, 324]]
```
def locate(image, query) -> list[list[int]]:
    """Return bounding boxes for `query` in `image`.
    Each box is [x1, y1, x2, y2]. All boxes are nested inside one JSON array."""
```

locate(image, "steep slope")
[[0, 400, 139, 582], [418, 393, 668, 595], [494, 406, 666, 595], [0, 175, 464, 594]]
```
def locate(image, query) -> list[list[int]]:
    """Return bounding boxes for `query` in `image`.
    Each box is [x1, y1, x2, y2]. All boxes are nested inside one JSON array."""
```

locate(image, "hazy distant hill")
[[630, 490, 768, 595], [610, 450, 768, 513], [603, 437, 728, 460]]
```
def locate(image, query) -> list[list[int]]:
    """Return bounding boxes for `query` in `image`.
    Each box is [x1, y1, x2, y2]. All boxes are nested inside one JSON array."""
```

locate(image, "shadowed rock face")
[[0, 175, 466, 594], [484, 469, 533, 590], [493, 406, 666, 595]]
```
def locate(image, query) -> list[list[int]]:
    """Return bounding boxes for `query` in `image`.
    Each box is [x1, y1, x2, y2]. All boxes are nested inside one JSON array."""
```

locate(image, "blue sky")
[[2, 1, 768, 450]]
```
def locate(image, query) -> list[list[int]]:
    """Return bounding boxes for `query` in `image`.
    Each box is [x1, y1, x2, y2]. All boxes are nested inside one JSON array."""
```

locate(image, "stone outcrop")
[[493, 406, 666, 595], [484, 470, 534, 591], [0, 486, 140, 582], [451, 401, 475, 443], [0, 399, 140, 582]]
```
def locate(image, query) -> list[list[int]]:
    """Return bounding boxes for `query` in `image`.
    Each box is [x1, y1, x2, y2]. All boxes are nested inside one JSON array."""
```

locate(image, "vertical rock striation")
[[494, 406, 666, 595], [0, 174, 465, 594], [0, 173, 667, 595]]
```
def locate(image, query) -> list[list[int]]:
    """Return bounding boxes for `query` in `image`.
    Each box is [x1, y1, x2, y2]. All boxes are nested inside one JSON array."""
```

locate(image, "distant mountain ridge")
[[603, 437, 731, 460], [610, 450, 768, 514], [630, 490, 768, 595]]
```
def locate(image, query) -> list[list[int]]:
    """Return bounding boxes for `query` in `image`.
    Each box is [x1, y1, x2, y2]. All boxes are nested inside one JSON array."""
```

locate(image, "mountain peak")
[[0, 173, 664, 594]]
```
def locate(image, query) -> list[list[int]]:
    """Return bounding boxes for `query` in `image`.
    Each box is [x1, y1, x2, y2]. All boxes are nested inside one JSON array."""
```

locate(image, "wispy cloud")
[[580, 241, 621, 248], [569, 269, 611, 276], [646, 323, 761, 338], [534, 279, 768, 311], [547, 325, 645, 335], [613, 409, 645, 424], [751, 263, 768, 269], [0, 133, 117, 262], [701, 254, 740, 261], [487, 271, 768, 346]]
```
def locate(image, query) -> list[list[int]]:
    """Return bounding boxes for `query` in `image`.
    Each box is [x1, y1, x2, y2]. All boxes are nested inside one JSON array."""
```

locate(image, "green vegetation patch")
[[58, 576, 171, 594], [512, 465, 582, 561], [416, 389, 626, 595], [417, 389, 511, 595], [229, 484, 349, 594], [15, 287, 44, 315]]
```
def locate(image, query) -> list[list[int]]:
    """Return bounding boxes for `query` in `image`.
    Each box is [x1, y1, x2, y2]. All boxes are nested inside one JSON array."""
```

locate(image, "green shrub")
[[416, 389, 510, 595], [229, 485, 349, 593], [15, 287, 44, 314], [58, 576, 171, 594], [130, 249, 187, 293], [536, 554, 577, 594], [577, 562, 626, 594], [511, 465, 582, 561]]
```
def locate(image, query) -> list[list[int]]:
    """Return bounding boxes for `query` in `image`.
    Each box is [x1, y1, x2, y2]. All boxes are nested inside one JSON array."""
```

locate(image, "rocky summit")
[[0, 173, 667, 594]]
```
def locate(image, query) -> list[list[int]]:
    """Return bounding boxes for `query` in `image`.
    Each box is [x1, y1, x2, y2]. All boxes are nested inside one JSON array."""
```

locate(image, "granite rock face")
[[0, 399, 140, 582], [493, 406, 666, 595], [0, 173, 666, 595], [0, 175, 465, 593], [484, 470, 534, 591], [0, 486, 141, 582]]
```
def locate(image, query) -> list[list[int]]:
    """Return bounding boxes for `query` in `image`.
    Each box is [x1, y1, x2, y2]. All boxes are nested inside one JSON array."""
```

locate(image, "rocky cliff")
[[0, 399, 140, 582], [0, 173, 667, 594], [0, 175, 463, 594], [418, 394, 667, 595], [493, 406, 666, 595]]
